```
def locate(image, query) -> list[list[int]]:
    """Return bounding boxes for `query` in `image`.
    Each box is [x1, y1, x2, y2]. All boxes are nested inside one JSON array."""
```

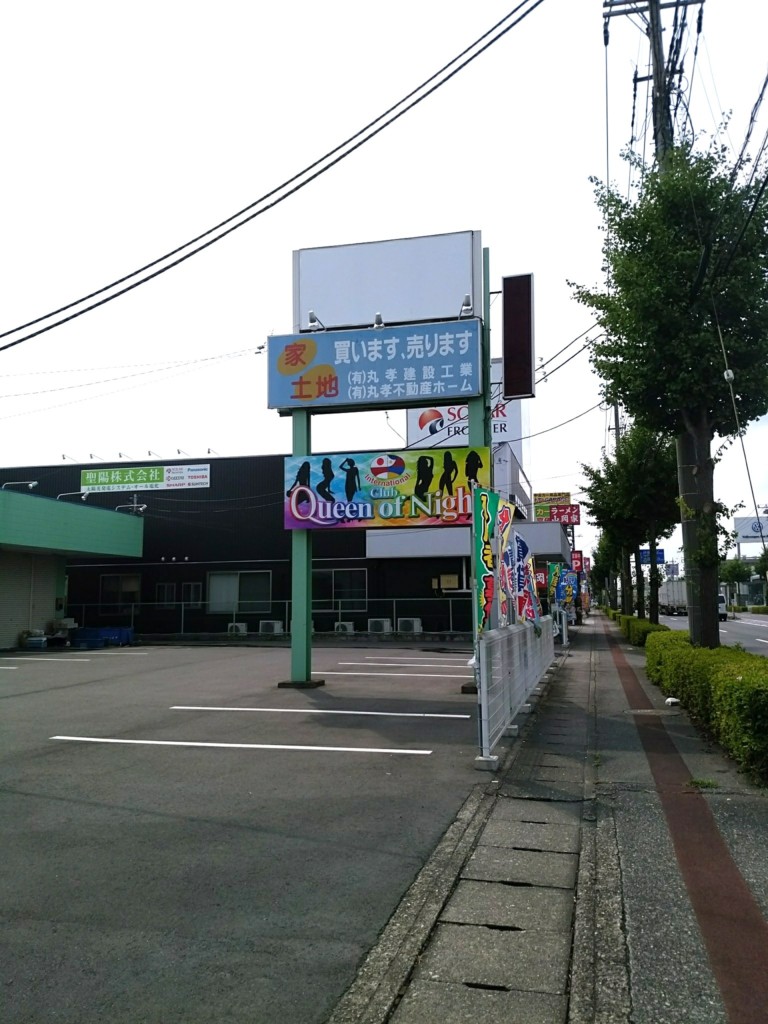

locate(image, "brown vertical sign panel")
[[502, 274, 534, 399]]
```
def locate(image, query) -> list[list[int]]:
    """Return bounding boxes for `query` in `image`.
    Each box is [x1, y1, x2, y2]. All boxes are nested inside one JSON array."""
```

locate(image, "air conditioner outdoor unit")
[[259, 620, 284, 634], [334, 621, 354, 634], [227, 622, 247, 636], [368, 618, 392, 634], [397, 617, 423, 634]]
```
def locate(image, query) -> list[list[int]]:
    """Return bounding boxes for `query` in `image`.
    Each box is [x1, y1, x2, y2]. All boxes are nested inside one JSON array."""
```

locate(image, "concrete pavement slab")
[[463, 845, 578, 889], [441, 879, 574, 931], [390, 980, 567, 1024], [498, 777, 585, 801], [413, 921, 572, 993], [489, 796, 582, 825], [478, 817, 580, 853]]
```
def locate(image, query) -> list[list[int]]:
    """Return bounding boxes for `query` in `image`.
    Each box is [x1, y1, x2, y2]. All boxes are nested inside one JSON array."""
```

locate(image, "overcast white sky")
[[1, 0, 767, 562]]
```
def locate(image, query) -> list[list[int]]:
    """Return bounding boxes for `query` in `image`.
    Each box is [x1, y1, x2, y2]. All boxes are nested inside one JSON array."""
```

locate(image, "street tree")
[[755, 547, 768, 581], [719, 556, 753, 610], [573, 142, 768, 646], [582, 424, 678, 623], [718, 557, 752, 587]]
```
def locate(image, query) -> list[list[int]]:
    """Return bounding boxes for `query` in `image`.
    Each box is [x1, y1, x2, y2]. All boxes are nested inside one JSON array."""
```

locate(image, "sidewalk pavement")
[[328, 612, 768, 1024]]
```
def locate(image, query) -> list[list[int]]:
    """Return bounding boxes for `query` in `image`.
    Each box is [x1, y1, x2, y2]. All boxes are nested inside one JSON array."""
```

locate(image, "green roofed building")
[[0, 488, 143, 649]]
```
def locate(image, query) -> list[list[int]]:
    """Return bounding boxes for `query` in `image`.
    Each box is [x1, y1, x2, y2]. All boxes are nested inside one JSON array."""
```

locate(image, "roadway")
[[0, 643, 481, 1024], [660, 612, 768, 654]]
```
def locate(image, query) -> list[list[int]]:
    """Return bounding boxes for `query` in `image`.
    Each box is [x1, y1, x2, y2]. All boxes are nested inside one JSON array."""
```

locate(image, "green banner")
[[474, 487, 500, 634], [547, 562, 562, 601]]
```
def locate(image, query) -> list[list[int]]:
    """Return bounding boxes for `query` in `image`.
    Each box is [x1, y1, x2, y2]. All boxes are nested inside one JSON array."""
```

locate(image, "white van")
[[718, 594, 728, 622]]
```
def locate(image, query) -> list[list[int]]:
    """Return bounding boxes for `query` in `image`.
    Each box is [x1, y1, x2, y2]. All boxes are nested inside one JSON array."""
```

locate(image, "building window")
[[156, 583, 176, 609], [312, 570, 333, 611], [100, 574, 141, 613], [181, 582, 202, 609], [312, 568, 367, 612], [208, 571, 271, 614]]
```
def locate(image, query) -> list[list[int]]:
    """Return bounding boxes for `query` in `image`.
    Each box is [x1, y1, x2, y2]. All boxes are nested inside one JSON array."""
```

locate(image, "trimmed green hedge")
[[748, 606, 768, 614], [615, 614, 670, 647], [645, 630, 690, 684], [644, 631, 768, 781]]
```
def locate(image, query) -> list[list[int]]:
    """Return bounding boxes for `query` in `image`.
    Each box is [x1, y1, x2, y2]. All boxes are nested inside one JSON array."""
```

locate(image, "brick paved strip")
[[605, 625, 768, 1024]]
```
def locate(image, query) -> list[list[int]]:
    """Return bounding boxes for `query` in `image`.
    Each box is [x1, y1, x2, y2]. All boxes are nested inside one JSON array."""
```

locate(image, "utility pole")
[[604, 0, 717, 646]]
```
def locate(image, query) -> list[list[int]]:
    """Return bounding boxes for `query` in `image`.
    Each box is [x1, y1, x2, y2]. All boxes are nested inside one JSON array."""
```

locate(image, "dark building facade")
[[3, 456, 474, 637]]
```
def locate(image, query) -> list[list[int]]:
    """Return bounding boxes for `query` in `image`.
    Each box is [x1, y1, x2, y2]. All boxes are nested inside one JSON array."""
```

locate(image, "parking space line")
[[0, 657, 92, 663], [0, 666, 18, 670], [339, 661, 471, 668], [362, 655, 470, 661], [313, 671, 473, 679], [171, 705, 471, 719], [51, 736, 432, 755], [756, 638, 768, 644]]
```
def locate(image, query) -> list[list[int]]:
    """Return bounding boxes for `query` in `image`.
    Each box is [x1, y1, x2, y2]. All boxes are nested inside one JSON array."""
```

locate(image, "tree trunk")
[[621, 547, 633, 615], [676, 427, 720, 647], [609, 569, 618, 610], [634, 547, 646, 618]]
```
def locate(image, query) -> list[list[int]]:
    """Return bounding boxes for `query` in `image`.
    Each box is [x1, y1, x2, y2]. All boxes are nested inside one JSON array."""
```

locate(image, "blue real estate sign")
[[267, 319, 482, 412]]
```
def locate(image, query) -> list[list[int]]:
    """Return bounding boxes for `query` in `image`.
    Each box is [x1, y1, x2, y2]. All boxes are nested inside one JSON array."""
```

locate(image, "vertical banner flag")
[[474, 487, 500, 633], [496, 500, 515, 626], [556, 570, 579, 607], [548, 562, 562, 602], [513, 531, 531, 621], [524, 555, 543, 634]]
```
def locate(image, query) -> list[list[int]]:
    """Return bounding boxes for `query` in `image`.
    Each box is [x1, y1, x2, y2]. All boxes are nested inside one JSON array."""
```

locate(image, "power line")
[[0, 347, 257, 399], [0, 0, 547, 355]]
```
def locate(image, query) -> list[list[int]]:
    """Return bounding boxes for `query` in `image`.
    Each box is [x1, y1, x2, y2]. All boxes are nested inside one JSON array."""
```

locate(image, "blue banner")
[[556, 570, 578, 605], [267, 319, 482, 411]]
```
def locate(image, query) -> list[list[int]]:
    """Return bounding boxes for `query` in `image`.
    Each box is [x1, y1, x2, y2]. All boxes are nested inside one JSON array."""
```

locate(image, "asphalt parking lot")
[[1, 644, 481, 1024]]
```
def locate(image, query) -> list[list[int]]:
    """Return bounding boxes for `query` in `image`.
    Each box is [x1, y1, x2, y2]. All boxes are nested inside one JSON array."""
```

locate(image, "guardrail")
[[476, 617, 555, 770]]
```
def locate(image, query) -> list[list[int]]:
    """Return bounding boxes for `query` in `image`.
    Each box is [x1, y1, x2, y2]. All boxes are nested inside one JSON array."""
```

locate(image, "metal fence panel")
[[477, 618, 555, 761]]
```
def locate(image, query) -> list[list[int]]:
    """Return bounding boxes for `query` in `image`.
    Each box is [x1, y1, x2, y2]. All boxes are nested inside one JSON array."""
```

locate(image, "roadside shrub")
[[618, 614, 635, 638], [644, 633, 768, 782], [645, 630, 691, 684], [748, 606, 768, 614], [627, 618, 669, 647], [710, 664, 768, 778]]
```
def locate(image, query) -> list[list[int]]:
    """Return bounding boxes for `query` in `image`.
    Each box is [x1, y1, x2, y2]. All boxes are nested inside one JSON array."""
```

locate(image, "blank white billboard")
[[293, 230, 482, 331]]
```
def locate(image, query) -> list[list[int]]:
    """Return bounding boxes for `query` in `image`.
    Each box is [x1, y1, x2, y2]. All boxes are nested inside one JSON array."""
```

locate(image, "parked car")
[[718, 594, 728, 622]]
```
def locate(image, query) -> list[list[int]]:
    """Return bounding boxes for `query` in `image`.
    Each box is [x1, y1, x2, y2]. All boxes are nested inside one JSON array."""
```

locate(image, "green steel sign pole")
[[280, 408, 324, 687]]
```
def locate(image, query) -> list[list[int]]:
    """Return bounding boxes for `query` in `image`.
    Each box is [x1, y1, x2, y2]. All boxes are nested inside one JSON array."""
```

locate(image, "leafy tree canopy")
[[718, 557, 753, 586], [572, 143, 768, 441], [581, 424, 679, 547]]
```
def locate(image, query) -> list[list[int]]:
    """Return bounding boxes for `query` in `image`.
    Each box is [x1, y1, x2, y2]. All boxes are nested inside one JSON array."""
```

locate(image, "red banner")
[[571, 550, 583, 572]]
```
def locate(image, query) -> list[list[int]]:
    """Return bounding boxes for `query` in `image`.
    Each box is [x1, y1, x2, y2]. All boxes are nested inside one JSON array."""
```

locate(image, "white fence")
[[476, 617, 555, 769]]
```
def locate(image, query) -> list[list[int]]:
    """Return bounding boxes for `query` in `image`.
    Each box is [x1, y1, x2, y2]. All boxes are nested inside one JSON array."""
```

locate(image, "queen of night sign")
[[284, 447, 490, 529]]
